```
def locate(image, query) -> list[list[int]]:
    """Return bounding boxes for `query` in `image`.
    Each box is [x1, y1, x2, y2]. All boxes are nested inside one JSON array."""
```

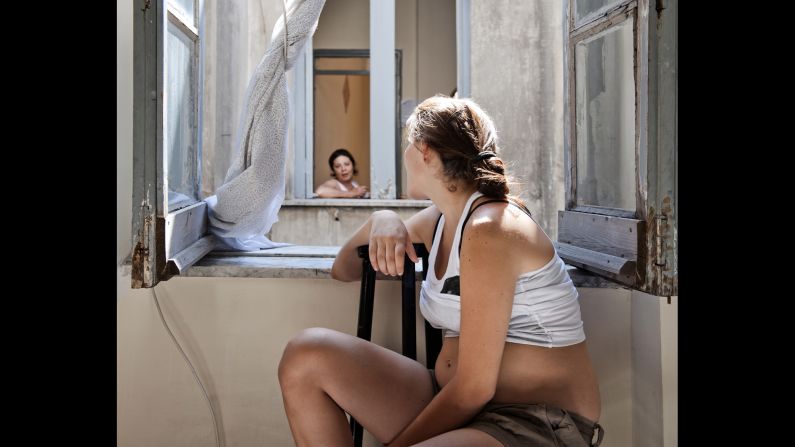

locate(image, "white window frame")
[[559, 0, 677, 296]]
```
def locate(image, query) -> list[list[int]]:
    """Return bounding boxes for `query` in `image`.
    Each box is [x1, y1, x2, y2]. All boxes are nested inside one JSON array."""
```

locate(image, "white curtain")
[[206, 0, 325, 250]]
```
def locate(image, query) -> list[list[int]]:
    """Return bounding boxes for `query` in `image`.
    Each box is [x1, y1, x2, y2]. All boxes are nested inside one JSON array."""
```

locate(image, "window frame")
[[559, 0, 677, 297], [132, 0, 211, 288]]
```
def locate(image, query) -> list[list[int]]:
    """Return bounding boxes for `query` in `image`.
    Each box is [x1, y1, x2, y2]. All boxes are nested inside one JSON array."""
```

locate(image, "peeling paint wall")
[[470, 0, 565, 238]]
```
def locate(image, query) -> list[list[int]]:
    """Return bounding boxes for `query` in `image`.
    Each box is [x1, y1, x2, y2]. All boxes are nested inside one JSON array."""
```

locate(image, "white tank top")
[[418, 191, 586, 348]]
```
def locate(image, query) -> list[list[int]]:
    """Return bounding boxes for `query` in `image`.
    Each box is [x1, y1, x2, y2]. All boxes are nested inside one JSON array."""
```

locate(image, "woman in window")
[[315, 148, 370, 198], [279, 96, 602, 447]]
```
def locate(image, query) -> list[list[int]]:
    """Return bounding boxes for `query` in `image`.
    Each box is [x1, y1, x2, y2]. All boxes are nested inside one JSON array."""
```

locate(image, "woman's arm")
[[330, 206, 440, 282], [315, 179, 357, 198], [386, 215, 521, 446]]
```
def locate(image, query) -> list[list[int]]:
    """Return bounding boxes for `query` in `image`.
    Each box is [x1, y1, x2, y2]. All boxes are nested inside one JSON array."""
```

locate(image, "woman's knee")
[[278, 327, 344, 387]]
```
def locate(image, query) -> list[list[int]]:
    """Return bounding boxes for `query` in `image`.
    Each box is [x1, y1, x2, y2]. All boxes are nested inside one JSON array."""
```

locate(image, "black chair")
[[349, 243, 443, 447]]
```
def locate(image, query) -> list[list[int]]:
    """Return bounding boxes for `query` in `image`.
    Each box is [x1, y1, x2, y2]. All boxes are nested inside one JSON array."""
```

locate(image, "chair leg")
[[350, 417, 364, 447], [401, 254, 417, 360], [351, 259, 376, 447], [356, 261, 376, 341], [350, 246, 429, 447]]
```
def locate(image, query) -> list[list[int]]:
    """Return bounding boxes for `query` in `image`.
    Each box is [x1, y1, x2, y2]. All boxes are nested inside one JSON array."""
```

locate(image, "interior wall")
[[118, 277, 409, 447], [313, 71, 371, 190], [312, 0, 370, 49], [118, 274, 644, 447]]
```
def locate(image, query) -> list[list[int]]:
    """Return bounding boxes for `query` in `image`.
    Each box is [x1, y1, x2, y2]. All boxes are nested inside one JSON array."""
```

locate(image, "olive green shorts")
[[428, 369, 604, 447]]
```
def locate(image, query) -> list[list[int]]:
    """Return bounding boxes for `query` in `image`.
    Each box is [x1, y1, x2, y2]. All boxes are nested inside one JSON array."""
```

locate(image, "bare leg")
[[278, 328, 436, 446], [411, 428, 504, 447]]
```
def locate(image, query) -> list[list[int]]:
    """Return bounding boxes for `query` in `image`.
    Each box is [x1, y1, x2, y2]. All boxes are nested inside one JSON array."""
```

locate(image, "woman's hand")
[[352, 185, 368, 198], [368, 210, 418, 276]]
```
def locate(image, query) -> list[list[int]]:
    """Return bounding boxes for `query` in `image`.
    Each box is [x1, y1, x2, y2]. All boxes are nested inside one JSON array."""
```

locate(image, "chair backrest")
[[355, 243, 442, 367], [351, 244, 442, 447]]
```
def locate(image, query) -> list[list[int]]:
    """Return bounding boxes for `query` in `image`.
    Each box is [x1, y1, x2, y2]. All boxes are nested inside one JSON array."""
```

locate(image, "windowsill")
[[282, 199, 432, 208], [119, 245, 623, 288]]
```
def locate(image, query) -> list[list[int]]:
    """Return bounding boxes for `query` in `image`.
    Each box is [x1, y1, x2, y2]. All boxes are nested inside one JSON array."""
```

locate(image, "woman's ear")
[[419, 142, 431, 163]]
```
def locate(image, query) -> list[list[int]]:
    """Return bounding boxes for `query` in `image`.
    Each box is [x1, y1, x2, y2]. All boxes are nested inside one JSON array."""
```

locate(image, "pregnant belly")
[[433, 337, 601, 421]]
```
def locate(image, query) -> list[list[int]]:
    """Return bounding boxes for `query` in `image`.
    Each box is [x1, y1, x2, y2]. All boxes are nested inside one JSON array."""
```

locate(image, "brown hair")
[[328, 148, 358, 177], [406, 95, 526, 208]]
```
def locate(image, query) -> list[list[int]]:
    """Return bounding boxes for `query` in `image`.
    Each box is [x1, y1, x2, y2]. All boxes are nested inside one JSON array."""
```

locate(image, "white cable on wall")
[[152, 286, 221, 447]]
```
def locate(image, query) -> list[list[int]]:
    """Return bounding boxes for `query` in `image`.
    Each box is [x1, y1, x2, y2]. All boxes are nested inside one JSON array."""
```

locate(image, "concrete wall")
[[270, 203, 427, 246], [470, 0, 565, 239]]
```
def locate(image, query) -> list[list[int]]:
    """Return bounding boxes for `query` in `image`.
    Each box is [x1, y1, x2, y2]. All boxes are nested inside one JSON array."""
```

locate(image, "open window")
[[557, 0, 677, 296], [130, 0, 469, 287], [132, 0, 210, 288], [291, 0, 459, 200]]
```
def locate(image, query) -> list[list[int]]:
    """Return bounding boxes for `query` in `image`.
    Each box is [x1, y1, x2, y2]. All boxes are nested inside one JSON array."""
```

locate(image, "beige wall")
[[313, 0, 370, 49], [118, 277, 410, 447], [661, 295, 678, 447], [118, 271, 675, 447], [579, 287, 633, 447]]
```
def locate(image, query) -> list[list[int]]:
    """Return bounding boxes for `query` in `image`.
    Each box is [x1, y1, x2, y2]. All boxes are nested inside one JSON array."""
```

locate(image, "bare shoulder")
[[318, 178, 339, 188], [462, 199, 555, 274], [404, 205, 442, 251]]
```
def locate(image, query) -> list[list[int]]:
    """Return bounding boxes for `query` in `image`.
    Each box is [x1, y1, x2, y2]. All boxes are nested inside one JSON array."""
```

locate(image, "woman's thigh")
[[279, 327, 436, 443], [411, 428, 504, 447]]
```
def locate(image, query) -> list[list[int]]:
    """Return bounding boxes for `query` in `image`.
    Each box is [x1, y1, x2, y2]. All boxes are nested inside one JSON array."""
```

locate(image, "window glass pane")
[[575, 0, 621, 23], [169, 0, 195, 26], [575, 19, 635, 210], [166, 22, 198, 211]]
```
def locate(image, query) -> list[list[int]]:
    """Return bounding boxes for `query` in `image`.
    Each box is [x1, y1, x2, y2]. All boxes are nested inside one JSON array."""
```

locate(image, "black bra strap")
[[458, 198, 533, 254], [430, 212, 444, 246]]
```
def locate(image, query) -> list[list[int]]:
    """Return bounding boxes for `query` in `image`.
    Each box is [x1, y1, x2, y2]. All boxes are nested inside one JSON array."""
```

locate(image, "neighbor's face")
[[404, 141, 429, 200], [332, 155, 354, 181]]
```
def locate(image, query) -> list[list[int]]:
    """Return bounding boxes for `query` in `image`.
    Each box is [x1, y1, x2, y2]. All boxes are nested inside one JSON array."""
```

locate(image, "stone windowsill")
[[169, 245, 624, 288], [281, 199, 432, 208]]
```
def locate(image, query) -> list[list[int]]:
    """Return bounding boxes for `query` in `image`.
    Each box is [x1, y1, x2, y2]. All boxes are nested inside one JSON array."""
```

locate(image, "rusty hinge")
[[654, 214, 667, 267]]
